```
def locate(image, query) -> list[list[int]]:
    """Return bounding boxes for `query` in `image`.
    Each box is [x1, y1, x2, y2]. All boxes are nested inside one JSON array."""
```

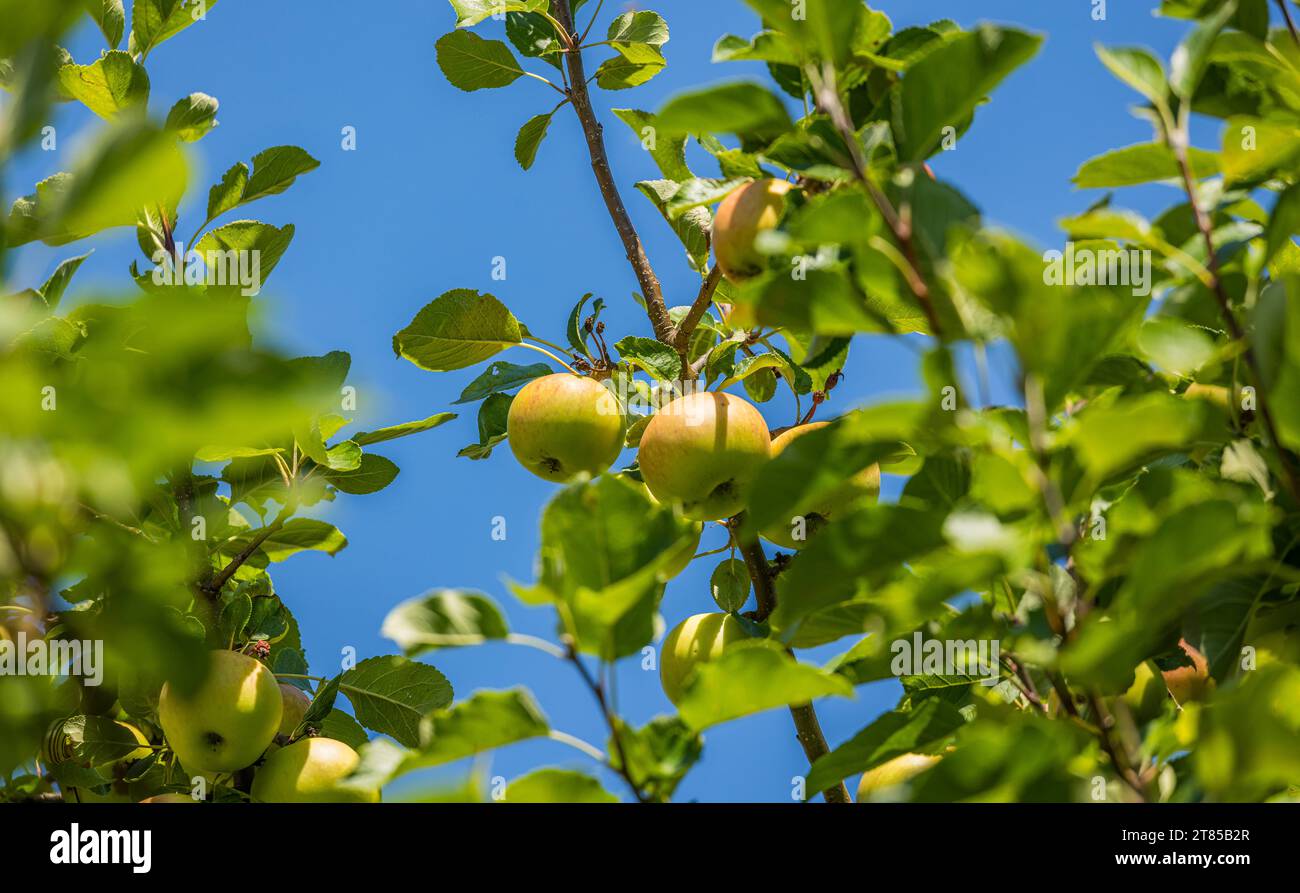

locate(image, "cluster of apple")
[[504, 180, 882, 709], [58, 650, 378, 803]]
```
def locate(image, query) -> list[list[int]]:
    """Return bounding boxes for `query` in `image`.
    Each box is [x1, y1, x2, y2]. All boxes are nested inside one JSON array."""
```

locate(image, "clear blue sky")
[[13, 2, 1212, 801]]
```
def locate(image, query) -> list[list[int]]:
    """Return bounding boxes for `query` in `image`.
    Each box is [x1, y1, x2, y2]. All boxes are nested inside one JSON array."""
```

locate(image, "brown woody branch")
[[1278, 0, 1300, 46], [736, 517, 852, 804], [553, 0, 673, 343], [1173, 144, 1300, 504], [807, 63, 944, 339]]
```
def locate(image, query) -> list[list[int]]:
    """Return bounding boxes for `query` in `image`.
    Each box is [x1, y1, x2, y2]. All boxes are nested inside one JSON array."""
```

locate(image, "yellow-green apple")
[[856, 753, 941, 802], [637, 391, 771, 521], [139, 793, 196, 803], [158, 650, 282, 774], [1120, 660, 1168, 722], [1163, 639, 1214, 706], [761, 421, 880, 549], [507, 373, 626, 482], [660, 613, 749, 706], [251, 737, 380, 803], [713, 179, 792, 282], [277, 683, 312, 737]]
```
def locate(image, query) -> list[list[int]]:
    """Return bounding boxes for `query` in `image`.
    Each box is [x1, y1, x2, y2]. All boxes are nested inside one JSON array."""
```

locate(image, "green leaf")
[[253, 519, 348, 561], [58, 50, 149, 120], [203, 146, 320, 226], [36, 122, 187, 245], [458, 393, 512, 460], [38, 251, 92, 309], [612, 109, 692, 181], [131, 0, 219, 59], [595, 45, 666, 90], [84, 0, 126, 48], [506, 11, 564, 68], [534, 475, 696, 658], [608, 716, 702, 802], [1073, 143, 1219, 188], [741, 0, 860, 67], [415, 688, 548, 766], [1169, 0, 1238, 99], [318, 709, 370, 751], [634, 180, 712, 272], [607, 10, 669, 46], [746, 402, 924, 534], [340, 655, 454, 748], [1065, 392, 1209, 483], [1094, 45, 1169, 108], [323, 453, 399, 495], [436, 30, 525, 92], [893, 25, 1042, 162], [504, 768, 619, 803], [353, 413, 457, 446], [565, 293, 600, 358], [1266, 183, 1300, 265], [677, 645, 854, 730], [381, 590, 510, 655], [454, 360, 551, 404], [614, 335, 682, 381], [449, 0, 547, 28], [709, 559, 750, 612], [62, 714, 150, 765], [164, 92, 218, 142], [804, 699, 965, 797], [393, 289, 523, 372], [1135, 317, 1217, 376], [656, 82, 793, 141], [1221, 117, 1300, 184], [192, 220, 295, 295], [514, 109, 556, 170]]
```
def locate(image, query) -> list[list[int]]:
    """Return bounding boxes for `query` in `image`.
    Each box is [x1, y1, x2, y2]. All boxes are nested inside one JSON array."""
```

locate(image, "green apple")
[[856, 753, 941, 802], [251, 737, 380, 803], [637, 391, 771, 521], [507, 373, 626, 482], [1120, 660, 1168, 722], [761, 421, 880, 549], [713, 179, 793, 283], [159, 650, 282, 774], [277, 683, 312, 737], [660, 613, 749, 706]]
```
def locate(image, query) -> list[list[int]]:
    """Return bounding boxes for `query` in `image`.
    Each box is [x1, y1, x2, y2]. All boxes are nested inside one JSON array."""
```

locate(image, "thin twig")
[[553, 0, 673, 342], [566, 644, 649, 803], [201, 523, 281, 596], [1277, 0, 1300, 46], [734, 517, 852, 803], [671, 265, 724, 353], [806, 63, 943, 338], [1172, 136, 1300, 503]]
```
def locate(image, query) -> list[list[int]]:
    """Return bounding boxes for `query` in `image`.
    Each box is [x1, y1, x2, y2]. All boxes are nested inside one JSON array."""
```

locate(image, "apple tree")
[[366, 0, 1300, 803]]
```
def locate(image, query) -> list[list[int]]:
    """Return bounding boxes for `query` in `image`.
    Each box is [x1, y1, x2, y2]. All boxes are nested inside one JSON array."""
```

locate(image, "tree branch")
[[553, 0, 673, 343], [1173, 139, 1300, 504], [200, 523, 281, 597], [807, 63, 944, 339], [566, 644, 650, 803], [671, 265, 724, 353], [735, 517, 852, 803], [1277, 0, 1300, 46]]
